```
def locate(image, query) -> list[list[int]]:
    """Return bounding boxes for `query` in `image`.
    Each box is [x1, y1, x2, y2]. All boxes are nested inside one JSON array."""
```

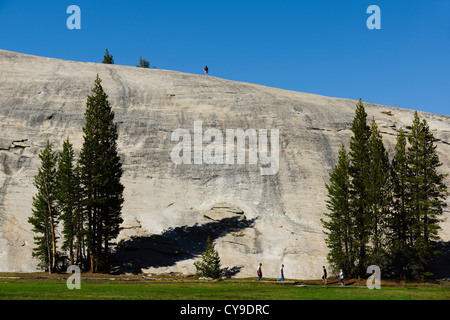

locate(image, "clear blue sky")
[[0, 0, 449, 115]]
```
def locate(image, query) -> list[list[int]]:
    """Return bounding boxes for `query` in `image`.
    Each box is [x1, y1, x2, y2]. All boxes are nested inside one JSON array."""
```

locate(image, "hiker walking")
[[277, 264, 285, 282], [339, 269, 345, 286], [322, 266, 327, 285], [204, 65, 209, 76], [257, 263, 262, 281]]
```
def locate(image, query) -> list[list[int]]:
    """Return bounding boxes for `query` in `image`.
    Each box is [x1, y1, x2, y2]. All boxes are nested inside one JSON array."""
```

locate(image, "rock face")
[[0, 49, 449, 279]]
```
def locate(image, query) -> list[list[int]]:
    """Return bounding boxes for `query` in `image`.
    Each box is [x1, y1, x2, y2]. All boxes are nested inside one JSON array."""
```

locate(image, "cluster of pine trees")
[[322, 100, 447, 280], [28, 75, 124, 273]]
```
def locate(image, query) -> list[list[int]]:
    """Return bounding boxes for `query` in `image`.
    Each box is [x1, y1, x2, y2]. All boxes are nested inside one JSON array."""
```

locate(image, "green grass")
[[0, 276, 449, 300]]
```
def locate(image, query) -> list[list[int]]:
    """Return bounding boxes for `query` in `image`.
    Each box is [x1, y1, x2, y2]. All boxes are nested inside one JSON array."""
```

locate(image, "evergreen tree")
[[137, 56, 150, 68], [79, 75, 124, 272], [102, 49, 114, 64], [57, 138, 78, 266], [28, 141, 59, 273], [194, 237, 222, 279], [406, 111, 448, 277], [367, 119, 391, 267], [389, 128, 413, 278], [321, 144, 355, 275], [348, 99, 372, 277]]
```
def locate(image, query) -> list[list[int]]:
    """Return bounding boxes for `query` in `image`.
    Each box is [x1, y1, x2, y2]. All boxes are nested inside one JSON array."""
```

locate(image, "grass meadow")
[[0, 273, 449, 300]]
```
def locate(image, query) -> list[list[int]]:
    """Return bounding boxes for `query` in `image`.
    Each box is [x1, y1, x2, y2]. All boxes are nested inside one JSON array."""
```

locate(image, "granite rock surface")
[[0, 49, 449, 278]]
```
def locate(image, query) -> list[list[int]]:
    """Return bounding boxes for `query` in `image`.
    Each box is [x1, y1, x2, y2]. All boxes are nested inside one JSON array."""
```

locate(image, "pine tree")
[[406, 111, 448, 278], [102, 49, 114, 64], [137, 56, 150, 68], [28, 141, 59, 273], [194, 236, 222, 279], [321, 144, 355, 275], [79, 75, 124, 272], [57, 138, 78, 266], [367, 119, 391, 267], [389, 128, 413, 278], [348, 99, 372, 277]]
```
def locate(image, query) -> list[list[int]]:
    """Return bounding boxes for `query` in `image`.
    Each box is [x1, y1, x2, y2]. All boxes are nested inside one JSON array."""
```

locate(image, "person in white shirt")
[[257, 263, 262, 281], [339, 269, 345, 286]]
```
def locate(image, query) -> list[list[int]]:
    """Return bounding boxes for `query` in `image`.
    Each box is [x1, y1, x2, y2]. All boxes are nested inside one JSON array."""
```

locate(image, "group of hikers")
[[321, 265, 345, 286], [256, 263, 345, 286]]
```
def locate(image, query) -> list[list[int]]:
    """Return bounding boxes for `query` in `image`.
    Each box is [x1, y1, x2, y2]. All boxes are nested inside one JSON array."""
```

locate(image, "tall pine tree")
[[389, 128, 414, 278], [28, 141, 59, 273], [406, 111, 448, 277], [348, 99, 372, 277], [79, 75, 124, 272], [367, 119, 391, 267], [321, 144, 355, 275], [57, 138, 78, 266]]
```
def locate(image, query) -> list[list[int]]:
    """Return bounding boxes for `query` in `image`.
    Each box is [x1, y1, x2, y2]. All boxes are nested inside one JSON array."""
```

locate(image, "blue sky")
[[0, 0, 449, 115]]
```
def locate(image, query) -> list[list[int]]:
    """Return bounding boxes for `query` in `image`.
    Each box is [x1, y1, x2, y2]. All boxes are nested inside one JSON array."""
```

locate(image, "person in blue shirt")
[[322, 266, 327, 285], [277, 264, 285, 282]]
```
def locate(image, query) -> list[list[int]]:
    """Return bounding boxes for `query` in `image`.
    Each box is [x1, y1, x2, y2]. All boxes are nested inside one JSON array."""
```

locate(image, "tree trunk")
[[49, 212, 57, 272], [45, 180, 57, 273], [46, 224, 52, 274], [90, 250, 95, 273], [104, 237, 109, 272], [70, 245, 74, 266], [75, 237, 80, 265]]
